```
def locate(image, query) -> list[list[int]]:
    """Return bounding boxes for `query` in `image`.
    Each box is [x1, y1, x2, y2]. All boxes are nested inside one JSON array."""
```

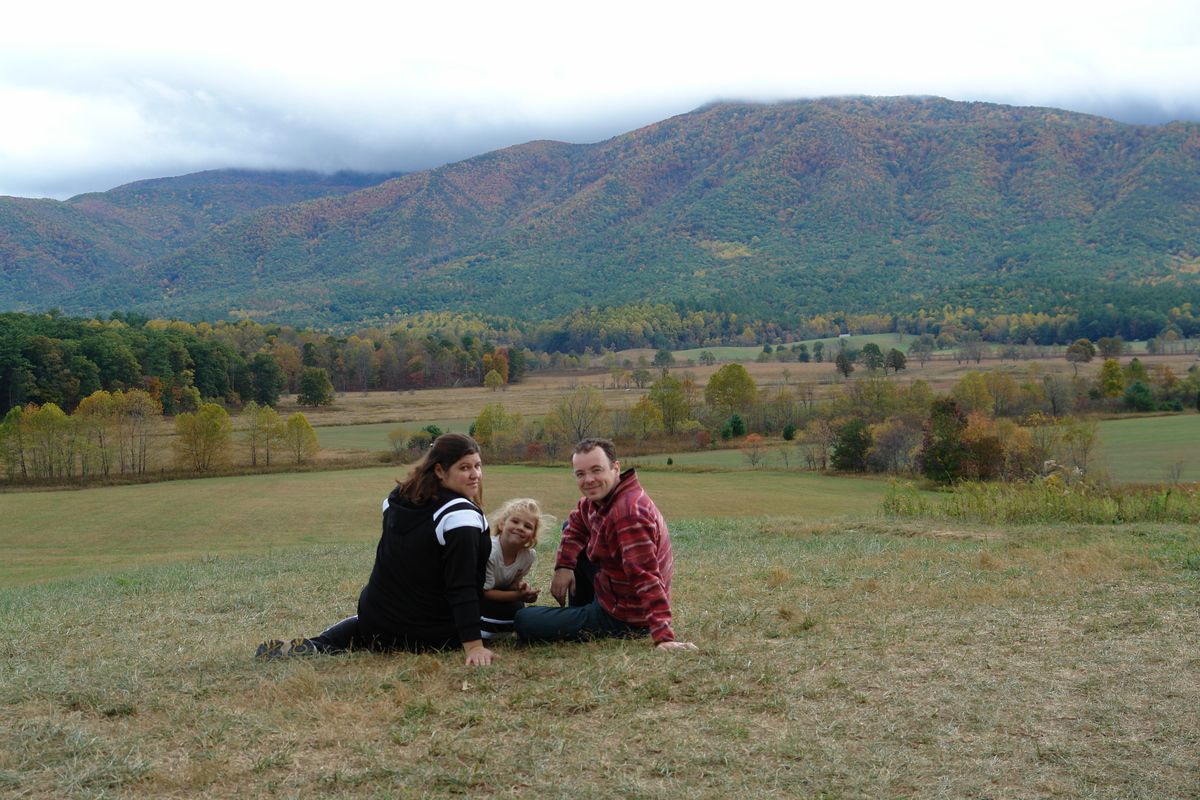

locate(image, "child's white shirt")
[[484, 538, 536, 591]]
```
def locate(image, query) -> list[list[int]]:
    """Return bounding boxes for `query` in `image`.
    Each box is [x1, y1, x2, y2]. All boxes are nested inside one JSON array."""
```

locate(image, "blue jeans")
[[513, 553, 649, 642]]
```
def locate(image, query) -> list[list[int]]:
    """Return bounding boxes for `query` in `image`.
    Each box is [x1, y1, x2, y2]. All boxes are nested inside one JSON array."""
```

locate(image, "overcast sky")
[[3, 0, 1199, 200]]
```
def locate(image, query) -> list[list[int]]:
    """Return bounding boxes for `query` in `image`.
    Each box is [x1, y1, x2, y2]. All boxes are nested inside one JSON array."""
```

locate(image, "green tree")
[[884, 348, 907, 375], [282, 412, 321, 464], [1124, 380, 1155, 412], [1096, 336, 1125, 360], [1124, 358, 1149, 385], [831, 417, 872, 472], [297, 367, 335, 407], [174, 402, 234, 472], [648, 375, 689, 433], [699, 351, 716, 366], [834, 351, 855, 379], [248, 352, 287, 406], [1065, 339, 1095, 375], [860, 343, 884, 373], [919, 398, 969, 483], [728, 413, 746, 437], [652, 348, 676, 368], [484, 369, 504, 392], [704, 363, 757, 415], [630, 368, 653, 389]]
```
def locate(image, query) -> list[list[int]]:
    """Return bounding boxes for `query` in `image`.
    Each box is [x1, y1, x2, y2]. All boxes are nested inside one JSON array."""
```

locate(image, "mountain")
[[0, 169, 403, 311], [5, 97, 1200, 329]]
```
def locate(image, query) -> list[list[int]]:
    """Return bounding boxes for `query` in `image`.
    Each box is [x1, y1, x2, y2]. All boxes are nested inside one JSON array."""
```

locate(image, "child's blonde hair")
[[488, 498, 554, 550]]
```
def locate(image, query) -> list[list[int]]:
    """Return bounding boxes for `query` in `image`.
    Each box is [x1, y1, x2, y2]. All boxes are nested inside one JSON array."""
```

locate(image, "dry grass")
[[280, 348, 1200, 428], [2, 519, 1198, 799]]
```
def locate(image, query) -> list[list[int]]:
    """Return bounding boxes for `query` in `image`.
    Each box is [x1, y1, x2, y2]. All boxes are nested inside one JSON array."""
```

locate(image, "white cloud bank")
[[3, 0, 1199, 198]]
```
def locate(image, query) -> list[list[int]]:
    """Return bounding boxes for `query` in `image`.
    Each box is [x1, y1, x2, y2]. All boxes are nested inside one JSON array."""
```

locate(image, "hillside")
[[5, 97, 1200, 328], [0, 169, 402, 309]]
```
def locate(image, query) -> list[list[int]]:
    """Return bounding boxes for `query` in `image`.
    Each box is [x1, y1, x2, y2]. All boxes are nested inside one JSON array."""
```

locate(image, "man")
[[514, 438, 697, 651]]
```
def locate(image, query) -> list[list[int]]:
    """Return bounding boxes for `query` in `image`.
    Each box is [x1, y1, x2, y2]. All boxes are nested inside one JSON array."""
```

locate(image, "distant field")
[[1096, 414, 1200, 483], [315, 418, 479, 451], [318, 413, 1199, 485], [674, 333, 915, 362], [0, 466, 897, 588]]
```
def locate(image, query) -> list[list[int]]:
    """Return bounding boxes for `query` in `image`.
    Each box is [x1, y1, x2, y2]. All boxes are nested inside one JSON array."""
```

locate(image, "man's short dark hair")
[[574, 437, 617, 464]]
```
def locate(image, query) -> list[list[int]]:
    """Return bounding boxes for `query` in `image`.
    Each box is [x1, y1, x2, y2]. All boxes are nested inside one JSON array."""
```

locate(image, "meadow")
[[3, 348, 1198, 798], [0, 467, 894, 588], [2, 510, 1197, 799]]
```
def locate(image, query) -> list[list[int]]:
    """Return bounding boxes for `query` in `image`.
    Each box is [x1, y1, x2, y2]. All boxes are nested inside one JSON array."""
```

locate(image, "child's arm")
[[483, 586, 526, 603]]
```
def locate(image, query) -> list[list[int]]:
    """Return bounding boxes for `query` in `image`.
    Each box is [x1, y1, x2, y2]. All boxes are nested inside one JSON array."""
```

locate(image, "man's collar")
[[593, 468, 637, 509]]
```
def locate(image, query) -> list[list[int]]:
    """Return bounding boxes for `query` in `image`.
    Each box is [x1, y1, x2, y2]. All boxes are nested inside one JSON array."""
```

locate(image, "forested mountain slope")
[[6, 97, 1200, 328], [0, 169, 402, 307]]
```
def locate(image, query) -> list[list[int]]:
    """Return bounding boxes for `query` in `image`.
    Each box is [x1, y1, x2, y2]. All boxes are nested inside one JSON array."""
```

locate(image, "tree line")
[[464, 348, 1200, 486], [0, 390, 322, 483], [6, 299, 1199, 420]]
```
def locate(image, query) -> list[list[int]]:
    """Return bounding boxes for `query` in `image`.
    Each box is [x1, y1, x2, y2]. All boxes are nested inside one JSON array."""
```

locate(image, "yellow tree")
[[174, 403, 234, 472], [282, 413, 321, 465], [546, 386, 609, 443], [951, 371, 994, 415], [74, 390, 117, 477], [473, 402, 522, 456], [704, 363, 757, 415], [1097, 359, 1124, 399], [627, 396, 664, 438], [241, 401, 284, 466]]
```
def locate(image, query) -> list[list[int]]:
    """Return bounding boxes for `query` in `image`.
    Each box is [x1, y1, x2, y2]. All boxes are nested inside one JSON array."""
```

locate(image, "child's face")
[[498, 511, 537, 550]]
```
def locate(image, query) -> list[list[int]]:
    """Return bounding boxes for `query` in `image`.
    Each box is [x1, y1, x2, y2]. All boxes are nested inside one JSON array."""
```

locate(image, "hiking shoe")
[[255, 637, 318, 660]]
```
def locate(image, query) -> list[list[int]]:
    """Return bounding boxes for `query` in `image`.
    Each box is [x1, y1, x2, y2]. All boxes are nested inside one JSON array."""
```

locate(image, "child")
[[479, 498, 553, 638]]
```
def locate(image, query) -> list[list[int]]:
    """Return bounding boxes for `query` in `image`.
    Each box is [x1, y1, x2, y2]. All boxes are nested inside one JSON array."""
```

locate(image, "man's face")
[[572, 447, 620, 503]]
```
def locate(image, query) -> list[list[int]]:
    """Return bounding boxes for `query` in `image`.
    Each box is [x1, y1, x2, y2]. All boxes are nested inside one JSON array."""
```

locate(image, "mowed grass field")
[[0, 467, 895, 588], [1094, 414, 1200, 483]]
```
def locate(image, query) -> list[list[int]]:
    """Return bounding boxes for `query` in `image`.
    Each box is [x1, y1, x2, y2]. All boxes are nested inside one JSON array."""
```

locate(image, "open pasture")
[[0, 466, 894, 588], [1095, 414, 1200, 484], [1, 517, 1197, 798]]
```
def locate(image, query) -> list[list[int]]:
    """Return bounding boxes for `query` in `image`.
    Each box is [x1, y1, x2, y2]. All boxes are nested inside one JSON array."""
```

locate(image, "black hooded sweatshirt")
[[356, 485, 490, 648]]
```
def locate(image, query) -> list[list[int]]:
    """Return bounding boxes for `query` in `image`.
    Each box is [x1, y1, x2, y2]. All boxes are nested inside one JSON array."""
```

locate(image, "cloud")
[[2, 0, 1199, 198]]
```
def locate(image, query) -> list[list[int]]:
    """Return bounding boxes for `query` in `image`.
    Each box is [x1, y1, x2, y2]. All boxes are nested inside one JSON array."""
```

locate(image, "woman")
[[256, 433, 496, 666]]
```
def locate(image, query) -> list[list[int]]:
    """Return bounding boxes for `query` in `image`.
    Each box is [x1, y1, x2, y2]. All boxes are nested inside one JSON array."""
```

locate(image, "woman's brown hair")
[[398, 433, 482, 506]]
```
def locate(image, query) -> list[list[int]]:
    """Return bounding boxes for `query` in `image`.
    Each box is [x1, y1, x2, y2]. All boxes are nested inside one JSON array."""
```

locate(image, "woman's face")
[[436, 452, 482, 498]]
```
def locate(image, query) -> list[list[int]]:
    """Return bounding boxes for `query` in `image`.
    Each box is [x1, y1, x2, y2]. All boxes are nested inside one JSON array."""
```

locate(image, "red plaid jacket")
[[556, 470, 676, 643]]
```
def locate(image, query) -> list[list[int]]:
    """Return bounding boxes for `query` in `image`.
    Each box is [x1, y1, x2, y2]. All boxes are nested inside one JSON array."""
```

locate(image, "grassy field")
[[0, 466, 896, 588], [1094, 414, 1199, 484], [314, 413, 1200, 486], [3, 346, 1198, 797], [2, 515, 1197, 798]]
